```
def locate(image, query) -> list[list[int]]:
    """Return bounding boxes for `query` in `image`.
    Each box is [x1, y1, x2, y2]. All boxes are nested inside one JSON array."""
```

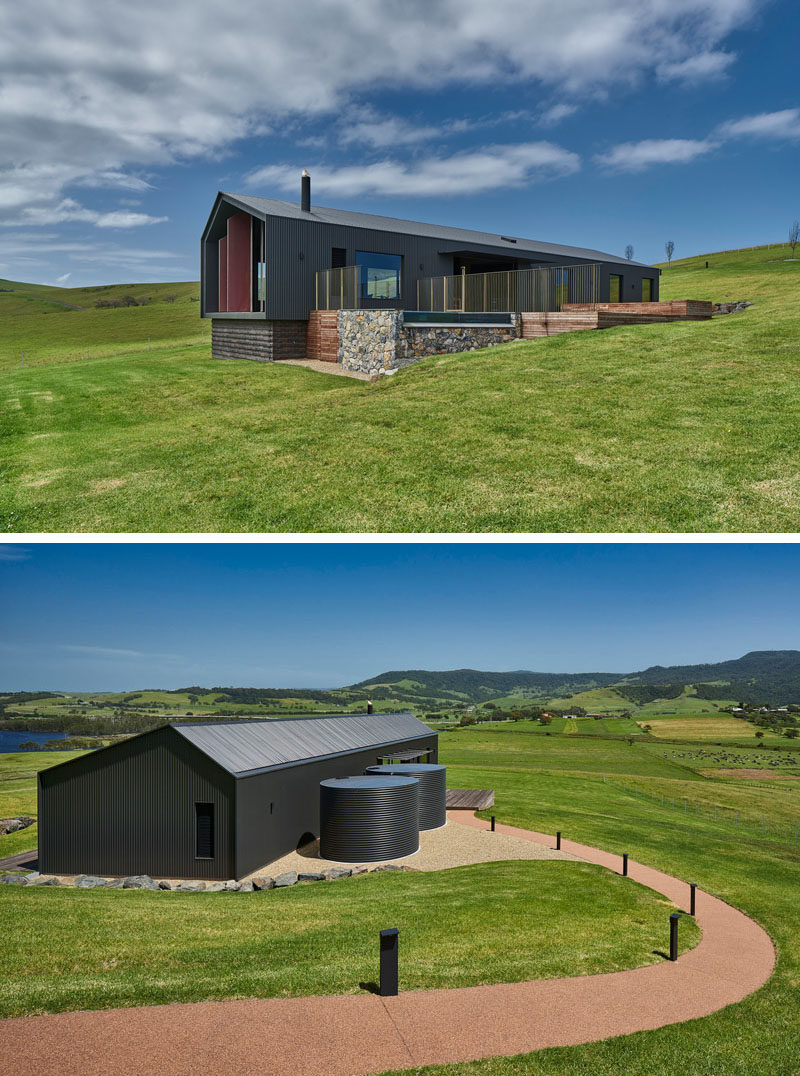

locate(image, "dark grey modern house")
[[38, 713, 437, 880], [200, 172, 661, 367]]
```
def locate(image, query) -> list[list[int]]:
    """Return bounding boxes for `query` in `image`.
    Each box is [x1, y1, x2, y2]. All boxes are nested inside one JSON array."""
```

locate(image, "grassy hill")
[[1, 242, 799, 531], [0, 277, 207, 368]]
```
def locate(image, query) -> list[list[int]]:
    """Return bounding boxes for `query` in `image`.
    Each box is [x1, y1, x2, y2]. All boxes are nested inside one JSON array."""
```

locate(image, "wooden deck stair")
[[521, 300, 713, 339]]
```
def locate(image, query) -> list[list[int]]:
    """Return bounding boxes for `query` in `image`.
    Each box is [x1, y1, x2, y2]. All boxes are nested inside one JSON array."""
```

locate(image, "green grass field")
[[2, 244, 799, 532], [0, 278, 207, 368], [0, 859, 693, 1018]]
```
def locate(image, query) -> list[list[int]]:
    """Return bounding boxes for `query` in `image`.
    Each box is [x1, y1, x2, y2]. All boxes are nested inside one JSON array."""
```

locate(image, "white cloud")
[[0, 0, 761, 221], [245, 143, 580, 198], [538, 103, 578, 127], [59, 644, 180, 661], [55, 272, 71, 284], [657, 50, 736, 83], [718, 108, 800, 140], [17, 199, 167, 228], [0, 545, 30, 562], [595, 138, 717, 171], [74, 171, 155, 192]]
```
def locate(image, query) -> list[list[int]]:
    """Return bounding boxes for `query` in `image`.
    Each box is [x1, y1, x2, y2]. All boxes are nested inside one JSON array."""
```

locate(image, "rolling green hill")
[[1, 242, 799, 531], [0, 276, 207, 368]]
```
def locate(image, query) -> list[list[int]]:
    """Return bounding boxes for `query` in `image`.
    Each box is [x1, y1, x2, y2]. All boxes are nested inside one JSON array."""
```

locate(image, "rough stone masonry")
[[338, 310, 521, 377]]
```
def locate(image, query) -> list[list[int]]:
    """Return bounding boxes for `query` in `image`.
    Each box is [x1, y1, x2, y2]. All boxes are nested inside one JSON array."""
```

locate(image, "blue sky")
[[1, 0, 798, 286], [1, 542, 798, 690]]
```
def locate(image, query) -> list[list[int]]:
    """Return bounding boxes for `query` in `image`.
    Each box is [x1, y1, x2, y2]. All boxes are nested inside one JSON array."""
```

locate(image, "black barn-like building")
[[200, 174, 660, 362], [38, 713, 437, 880]]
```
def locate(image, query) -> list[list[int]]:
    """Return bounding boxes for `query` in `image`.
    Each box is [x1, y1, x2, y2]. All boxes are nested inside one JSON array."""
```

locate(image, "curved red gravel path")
[[0, 813, 775, 1076]]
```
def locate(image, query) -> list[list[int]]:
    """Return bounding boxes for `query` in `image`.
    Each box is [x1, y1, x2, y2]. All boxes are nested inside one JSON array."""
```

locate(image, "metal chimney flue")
[[301, 169, 311, 212], [367, 700, 374, 715]]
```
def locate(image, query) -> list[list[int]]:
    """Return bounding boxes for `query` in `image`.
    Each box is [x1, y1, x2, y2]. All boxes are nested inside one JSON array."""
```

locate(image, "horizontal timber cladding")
[[562, 300, 711, 318], [37, 727, 235, 879], [211, 318, 306, 362], [234, 733, 437, 878], [306, 310, 340, 362]]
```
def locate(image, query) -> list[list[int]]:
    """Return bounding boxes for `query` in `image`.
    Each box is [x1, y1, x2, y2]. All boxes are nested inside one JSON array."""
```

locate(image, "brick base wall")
[[211, 319, 307, 362]]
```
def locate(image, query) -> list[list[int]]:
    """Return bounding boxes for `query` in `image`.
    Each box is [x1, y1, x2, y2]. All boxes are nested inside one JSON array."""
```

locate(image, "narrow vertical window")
[[609, 274, 621, 303], [641, 278, 652, 302], [195, 802, 214, 858]]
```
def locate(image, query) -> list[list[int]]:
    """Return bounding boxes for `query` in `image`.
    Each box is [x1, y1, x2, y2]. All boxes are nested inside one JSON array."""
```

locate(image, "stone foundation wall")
[[211, 319, 307, 362], [338, 311, 520, 376]]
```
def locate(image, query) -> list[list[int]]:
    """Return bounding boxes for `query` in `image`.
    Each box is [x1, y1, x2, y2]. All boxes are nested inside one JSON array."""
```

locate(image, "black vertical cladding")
[[202, 192, 661, 320], [233, 733, 437, 878], [38, 727, 235, 879]]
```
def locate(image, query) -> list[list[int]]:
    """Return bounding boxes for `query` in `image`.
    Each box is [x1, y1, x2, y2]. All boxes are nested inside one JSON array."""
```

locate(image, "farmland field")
[[2, 244, 800, 532]]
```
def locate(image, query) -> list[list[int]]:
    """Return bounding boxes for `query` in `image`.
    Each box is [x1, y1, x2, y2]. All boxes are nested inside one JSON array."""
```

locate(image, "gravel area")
[[242, 815, 576, 880], [274, 358, 372, 381]]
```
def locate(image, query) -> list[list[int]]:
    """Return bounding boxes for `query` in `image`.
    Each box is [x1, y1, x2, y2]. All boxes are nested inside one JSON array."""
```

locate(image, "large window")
[[609, 274, 622, 303], [641, 277, 652, 302], [356, 251, 401, 300], [195, 802, 214, 859]]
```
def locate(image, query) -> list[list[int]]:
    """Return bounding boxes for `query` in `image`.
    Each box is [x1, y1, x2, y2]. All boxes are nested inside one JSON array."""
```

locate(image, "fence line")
[[602, 774, 799, 849]]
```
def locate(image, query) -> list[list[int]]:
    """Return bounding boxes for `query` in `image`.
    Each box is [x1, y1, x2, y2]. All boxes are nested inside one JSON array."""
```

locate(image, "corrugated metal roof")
[[172, 713, 433, 777], [221, 191, 654, 270]]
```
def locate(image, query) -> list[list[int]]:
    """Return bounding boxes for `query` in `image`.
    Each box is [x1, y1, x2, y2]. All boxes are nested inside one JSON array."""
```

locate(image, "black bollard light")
[[491, 815, 496, 832], [689, 882, 697, 917], [380, 928, 399, 997], [556, 830, 561, 850], [670, 913, 682, 961], [622, 852, 628, 877]]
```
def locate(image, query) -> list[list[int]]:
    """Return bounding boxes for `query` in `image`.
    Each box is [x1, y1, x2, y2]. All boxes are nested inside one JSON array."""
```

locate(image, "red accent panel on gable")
[[218, 237, 228, 312], [226, 212, 252, 312]]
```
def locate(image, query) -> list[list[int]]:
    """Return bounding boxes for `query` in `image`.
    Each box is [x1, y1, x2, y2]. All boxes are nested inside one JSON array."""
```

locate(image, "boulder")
[[252, 876, 275, 891], [224, 879, 241, 892], [205, 882, 226, 892], [106, 879, 124, 889], [274, 871, 298, 888], [122, 875, 159, 891], [350, 866, 368, 876], [325, 868, 352, 880], [0, 873, 29, 885], [158, 880, 172, 890], [177, 880, 206, 892], [297, 872, 325, 883], [238, 880, 254, 892], [28, 875, 59, 886], [75, 874, 107, 888]]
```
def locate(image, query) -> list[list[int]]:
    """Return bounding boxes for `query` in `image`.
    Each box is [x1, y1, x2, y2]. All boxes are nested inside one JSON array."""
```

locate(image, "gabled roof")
[[219, 191, 655, 270], [173, 712, 433, 777]]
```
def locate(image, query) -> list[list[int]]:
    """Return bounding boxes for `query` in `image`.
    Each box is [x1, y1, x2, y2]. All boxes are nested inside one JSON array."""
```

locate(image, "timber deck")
[[445, 789, 495, 810]]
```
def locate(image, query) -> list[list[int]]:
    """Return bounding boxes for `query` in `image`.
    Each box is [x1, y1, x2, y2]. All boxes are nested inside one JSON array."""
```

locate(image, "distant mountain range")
[[5, 651, 800, 713], [349, 651, 800, 706]]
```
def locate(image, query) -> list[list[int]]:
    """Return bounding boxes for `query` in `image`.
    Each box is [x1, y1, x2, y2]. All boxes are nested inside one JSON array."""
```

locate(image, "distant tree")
[[625, 244, 634, 261], [665, 240, 675, 265], [163, 293, 179, 303], [789, 220, 800, 259], [539, 713, 553, 726], [755, 730, 765, 739], [785, 727, 799, 739]]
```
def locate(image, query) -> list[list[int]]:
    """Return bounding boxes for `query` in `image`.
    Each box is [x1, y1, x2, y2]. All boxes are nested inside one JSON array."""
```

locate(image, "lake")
[[0, 730, 68, 753]]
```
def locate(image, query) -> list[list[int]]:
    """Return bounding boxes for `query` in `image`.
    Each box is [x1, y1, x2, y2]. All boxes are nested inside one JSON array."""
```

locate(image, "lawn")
[[0, 858, 693, 1018], [2, 244, 800, 532]]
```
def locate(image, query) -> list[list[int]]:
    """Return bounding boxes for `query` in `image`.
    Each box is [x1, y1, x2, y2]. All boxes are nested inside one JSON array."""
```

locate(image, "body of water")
[[0, 730, 68, 752]]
